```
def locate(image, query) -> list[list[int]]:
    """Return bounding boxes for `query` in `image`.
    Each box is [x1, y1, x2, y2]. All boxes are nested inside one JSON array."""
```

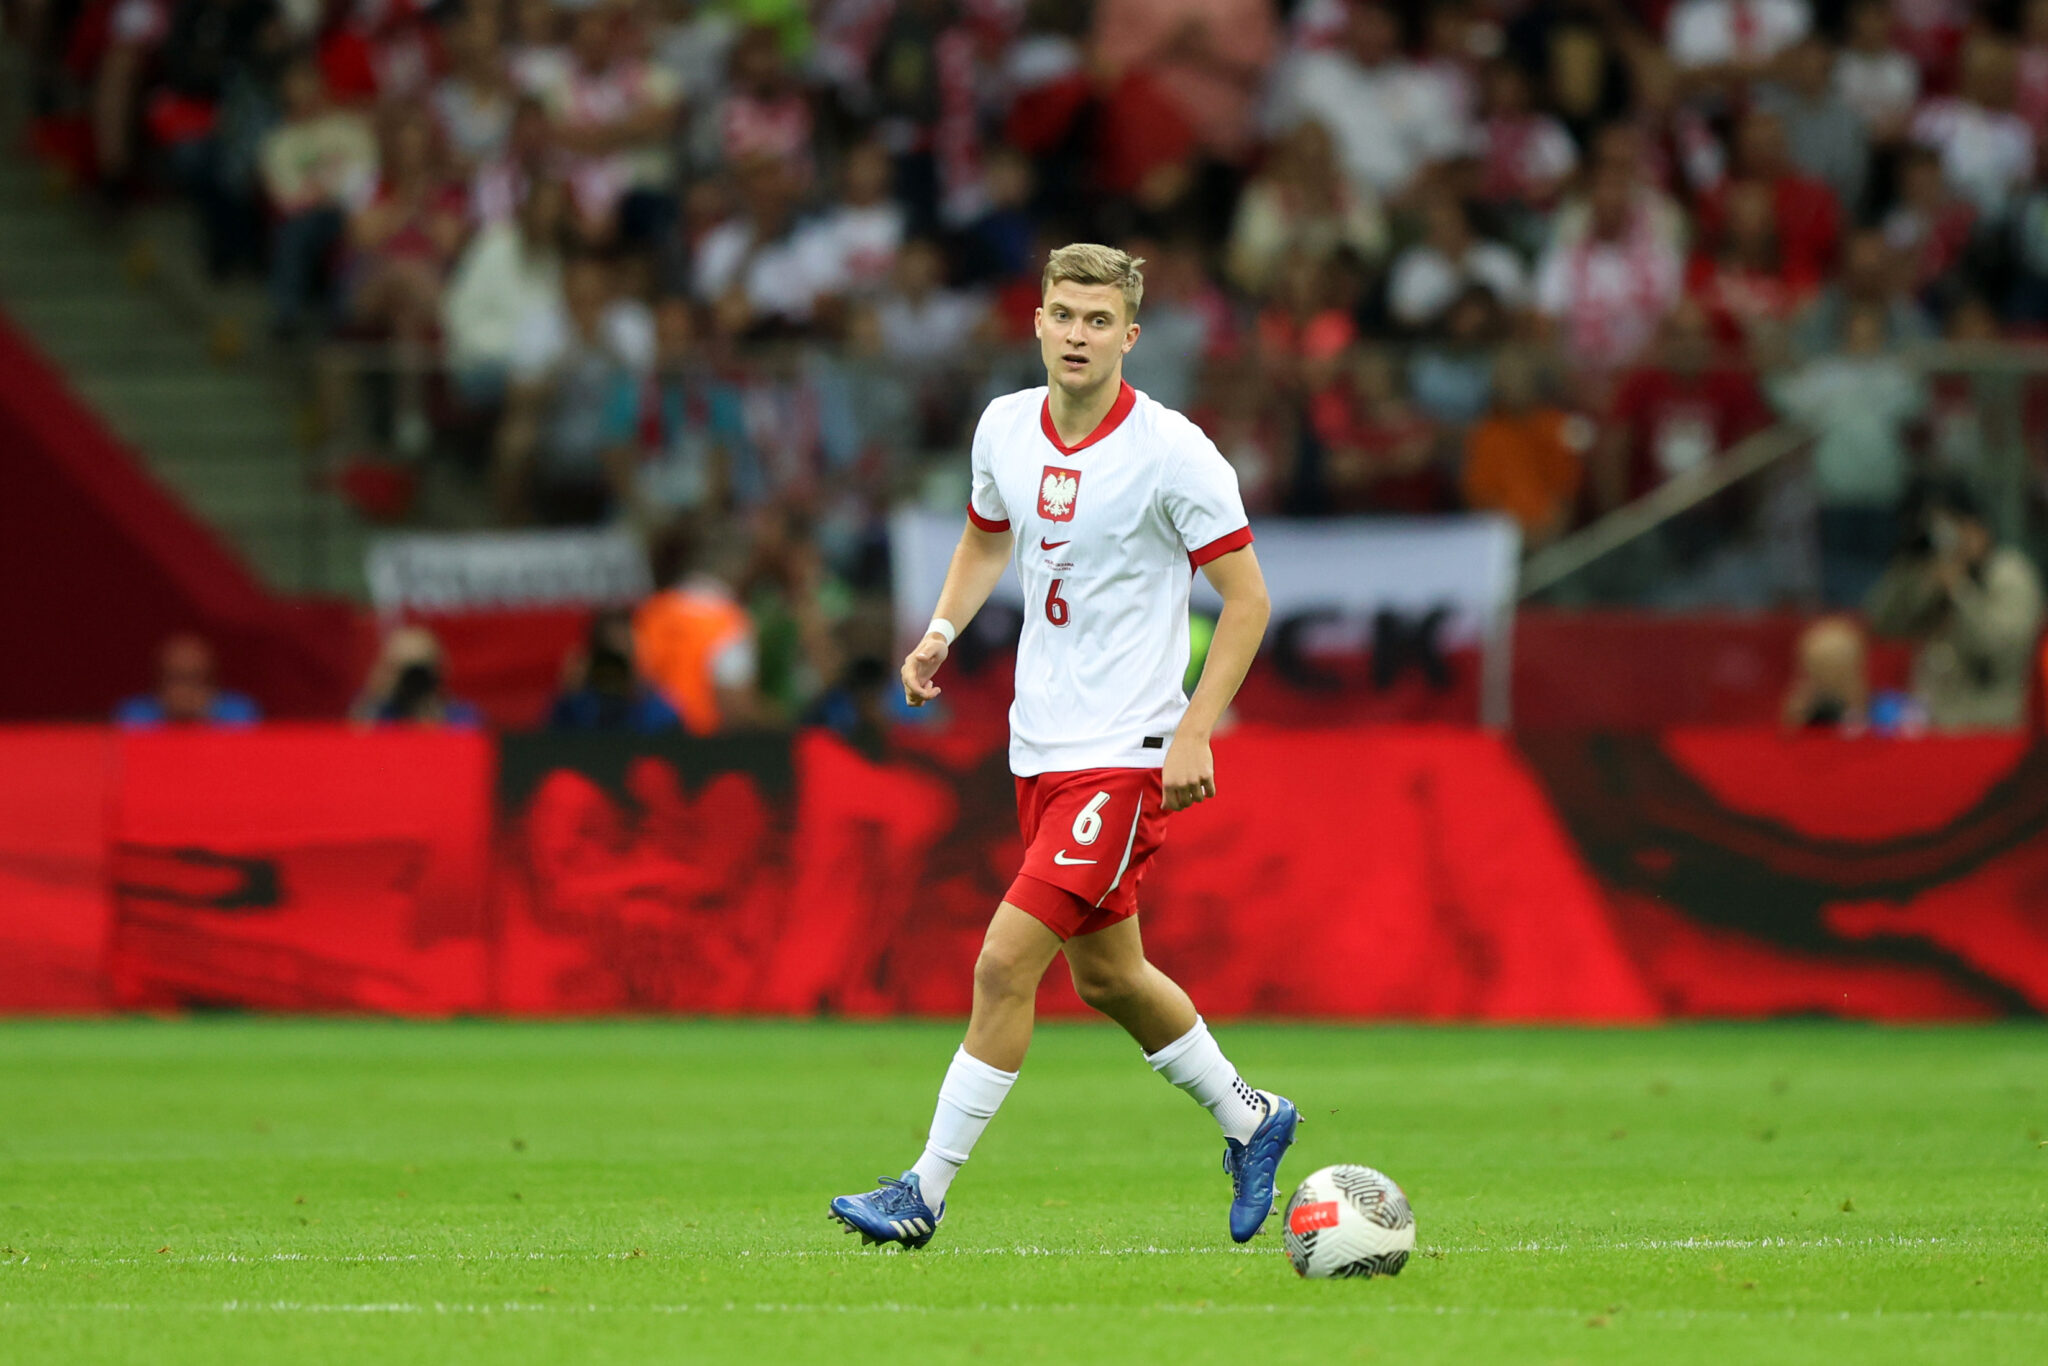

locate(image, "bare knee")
[[974, 940, 1042, 1003], [1070, 958, 1146, 1014]]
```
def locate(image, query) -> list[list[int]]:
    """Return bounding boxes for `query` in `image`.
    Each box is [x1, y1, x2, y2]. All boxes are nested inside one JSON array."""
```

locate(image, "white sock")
[[908, 1045, 1018, 1210], [1145, 1016, 1266, 1144]]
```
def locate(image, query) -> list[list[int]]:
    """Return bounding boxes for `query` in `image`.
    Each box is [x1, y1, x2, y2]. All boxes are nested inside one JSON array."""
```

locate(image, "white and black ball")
[[1282, 1164, 1415, 1279]]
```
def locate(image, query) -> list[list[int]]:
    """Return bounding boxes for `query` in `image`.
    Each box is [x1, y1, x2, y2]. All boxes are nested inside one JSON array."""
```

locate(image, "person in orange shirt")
[[1461, 350, 1592, 551], [632, 523, 761, 735]]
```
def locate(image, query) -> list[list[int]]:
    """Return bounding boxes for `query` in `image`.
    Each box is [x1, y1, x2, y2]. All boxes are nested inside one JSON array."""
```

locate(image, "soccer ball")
[[1282, 1165, 1415, 1279]]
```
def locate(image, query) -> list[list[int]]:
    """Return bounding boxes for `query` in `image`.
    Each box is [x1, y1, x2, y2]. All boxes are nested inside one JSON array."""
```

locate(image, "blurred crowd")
[[18, 0, 2048, 605]]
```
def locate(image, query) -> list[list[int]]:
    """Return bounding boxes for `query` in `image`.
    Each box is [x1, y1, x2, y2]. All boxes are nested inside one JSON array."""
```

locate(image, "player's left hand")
[[1161, 735, 1216, 812]]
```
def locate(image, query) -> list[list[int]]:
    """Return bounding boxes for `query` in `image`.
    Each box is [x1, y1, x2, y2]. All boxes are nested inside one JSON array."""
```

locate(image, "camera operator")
[[1865, 481, 2044, 731]]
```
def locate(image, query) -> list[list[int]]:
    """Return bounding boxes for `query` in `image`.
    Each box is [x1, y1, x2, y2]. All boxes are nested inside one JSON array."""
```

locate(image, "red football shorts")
[[1005, 766, 1168, 940]]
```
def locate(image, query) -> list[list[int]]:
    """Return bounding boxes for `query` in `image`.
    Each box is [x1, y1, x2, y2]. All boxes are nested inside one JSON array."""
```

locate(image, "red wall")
[[4, 726, 2041, 1020]]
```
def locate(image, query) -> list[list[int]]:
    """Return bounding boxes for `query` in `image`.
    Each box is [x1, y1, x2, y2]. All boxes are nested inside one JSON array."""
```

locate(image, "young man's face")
[[1035, 281, 1139, 398]]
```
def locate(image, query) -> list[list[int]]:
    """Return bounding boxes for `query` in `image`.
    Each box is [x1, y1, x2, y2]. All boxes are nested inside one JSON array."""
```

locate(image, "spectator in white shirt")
[[1535, 163, 1685, 390], [1834, 0, 1919, 142], [691, 155, 816, 330], [798, 138, 907, 305], [876, 238, 984, 365], [1667, 0, 1812, 77], [1263, 0, 1466, 205], [1388, 193, 1529, 333], [1912, 35, 2036, 222], [442, 177, 569, 408]]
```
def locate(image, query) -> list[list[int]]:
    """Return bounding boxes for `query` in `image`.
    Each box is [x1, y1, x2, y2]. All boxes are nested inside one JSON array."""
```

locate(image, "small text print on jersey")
[[1039, 466, 1081, 523]]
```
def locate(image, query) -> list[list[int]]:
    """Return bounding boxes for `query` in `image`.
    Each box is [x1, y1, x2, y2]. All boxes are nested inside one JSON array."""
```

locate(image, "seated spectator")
[[432, 2, 517, 172], [1686, 178, 1821, 349], [548, 609, 682, 732], [799, 137, 908, 304], [1912, 34, 2035, 223], [690, 155, 816, 330], [1473, 60, 1577, 217], [1666, 0, 1811, 95], [715, 22, 813, 182], [498, 255, 657, 523], [113, 634, 260, 727], [1755, 35, 1869, 217], [876, 238, 984, 366], [1883, 145, 1977, 306], [633, 522, 762, 735], [1771, 305, 1927, 606], [1834, 0, 1919, 143], [1782, 616, 1871, 730], [259, 57, 378, 337], [443, 176, 569, 413], [1263, 0, 1465, 205], [1698, 109, 1843, 280], [1461, 349, 1590, 550], [538, 5, 683, 245], [1409, 285, 1504, 426], [1091, 0, 1277, 174], [1226, 120, 1387, 298], [346, 109, 469, 453], [1118, 238, 1219, 414], [1867, 481, 2047, 731], [1304, 346, 1444, 515], [353, 626, 481, 726], [507, 0, 568, 96], [1794, 227, 1935, 357], [1387, 194, 1528, 334], [2022, 0, 2048, 135], [147, 0, 280, 277], [1595, 300, 1772, 511], [1535, 164, 1686, 392], [957, 145, 1039, 288], [470, 97, 554, 228], [603, 295, 743, 530], [2009, 139, 2048, 323]]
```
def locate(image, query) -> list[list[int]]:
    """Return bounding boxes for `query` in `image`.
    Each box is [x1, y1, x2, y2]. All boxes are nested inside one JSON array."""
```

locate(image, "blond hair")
[[1042, 243, 1146, 321]]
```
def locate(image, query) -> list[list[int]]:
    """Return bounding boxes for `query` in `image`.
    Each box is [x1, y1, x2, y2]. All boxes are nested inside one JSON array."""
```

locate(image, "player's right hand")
[[902, 632, 950, 706]]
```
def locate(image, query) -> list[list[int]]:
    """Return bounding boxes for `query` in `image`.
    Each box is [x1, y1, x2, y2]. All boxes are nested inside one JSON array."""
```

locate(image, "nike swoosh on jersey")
[[1039, 538, 1071, 550], [1052, 851, 1097, 865]]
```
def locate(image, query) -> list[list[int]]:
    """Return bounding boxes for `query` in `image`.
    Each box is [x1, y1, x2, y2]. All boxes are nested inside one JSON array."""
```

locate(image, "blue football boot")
[[828, 1171, 943, 1249], [1222, 1091, 1299, 1242]]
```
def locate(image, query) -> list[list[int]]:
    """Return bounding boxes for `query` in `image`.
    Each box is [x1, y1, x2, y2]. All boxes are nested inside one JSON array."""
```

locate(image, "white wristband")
[[926, 618, 958, 646]]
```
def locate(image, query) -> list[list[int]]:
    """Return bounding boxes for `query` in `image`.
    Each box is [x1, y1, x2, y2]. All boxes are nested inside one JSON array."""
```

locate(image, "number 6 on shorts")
[[1072, 790, 1110, 846]]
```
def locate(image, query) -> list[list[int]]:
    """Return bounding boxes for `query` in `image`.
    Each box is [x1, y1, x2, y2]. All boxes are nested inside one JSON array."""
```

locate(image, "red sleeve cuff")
[[1188, 525, 1254, 569], [967, 503, 1010, 533]]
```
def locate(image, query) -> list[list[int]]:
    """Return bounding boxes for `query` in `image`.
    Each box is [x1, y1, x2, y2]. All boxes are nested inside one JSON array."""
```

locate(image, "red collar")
[[1040, 380, 1137, 455]]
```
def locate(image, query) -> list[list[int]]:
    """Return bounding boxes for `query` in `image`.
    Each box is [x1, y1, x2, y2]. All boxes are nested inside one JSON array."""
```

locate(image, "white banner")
[[888, 511, 1521, 724], [366, 529, 652, 617]]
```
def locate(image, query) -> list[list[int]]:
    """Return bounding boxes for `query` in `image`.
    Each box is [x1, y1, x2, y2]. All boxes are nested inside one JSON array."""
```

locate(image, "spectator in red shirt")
[[1304, 345, 1446, 515], [1698, 107, 1844, 279], [1882, 143, 1977, 305], [1686, 177, 1821, 349], [1594, 298, 1772, 511], [347, 108, 470, 454]]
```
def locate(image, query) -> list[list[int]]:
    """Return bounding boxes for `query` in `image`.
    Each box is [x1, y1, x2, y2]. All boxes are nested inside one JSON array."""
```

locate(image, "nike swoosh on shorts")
[[1053, 851, 1096, 865]]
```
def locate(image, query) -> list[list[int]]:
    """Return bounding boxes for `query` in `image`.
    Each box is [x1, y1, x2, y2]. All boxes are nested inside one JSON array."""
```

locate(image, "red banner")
[[0, 729, 116, 1010], [3, 727, 2045, 1020], [107, 728, 494, 1013]]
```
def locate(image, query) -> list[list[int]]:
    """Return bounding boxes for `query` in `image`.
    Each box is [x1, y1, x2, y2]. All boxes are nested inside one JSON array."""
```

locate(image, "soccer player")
[[830, 244, 1297, 1249]]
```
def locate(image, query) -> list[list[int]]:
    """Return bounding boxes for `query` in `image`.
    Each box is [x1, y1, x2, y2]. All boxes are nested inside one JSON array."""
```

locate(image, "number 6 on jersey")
[[1045, 578, 1071, 627]]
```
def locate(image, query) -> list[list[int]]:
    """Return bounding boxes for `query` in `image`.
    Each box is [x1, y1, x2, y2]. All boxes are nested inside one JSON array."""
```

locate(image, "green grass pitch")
[[1, 1021, 2043, 1365]]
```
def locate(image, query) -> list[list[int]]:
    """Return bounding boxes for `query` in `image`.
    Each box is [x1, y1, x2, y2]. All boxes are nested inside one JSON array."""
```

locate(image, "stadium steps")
[[0, 81, 371, 599]]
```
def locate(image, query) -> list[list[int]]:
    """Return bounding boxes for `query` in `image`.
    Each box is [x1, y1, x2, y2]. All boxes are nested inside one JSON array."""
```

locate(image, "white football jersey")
[[967, 381, 1252, 777]]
